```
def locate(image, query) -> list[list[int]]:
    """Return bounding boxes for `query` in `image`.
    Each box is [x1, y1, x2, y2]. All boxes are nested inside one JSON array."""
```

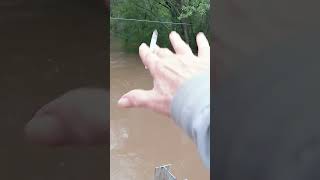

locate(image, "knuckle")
[[144, 52, 154, 64], [145, 52, 153, 60], [154, 61, 165, 74], [156, 49, 163, 56], [154, 60, 161, 69]]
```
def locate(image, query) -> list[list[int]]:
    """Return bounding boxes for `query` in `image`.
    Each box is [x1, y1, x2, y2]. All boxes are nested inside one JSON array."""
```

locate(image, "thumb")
[[118, 89, 155, 108]]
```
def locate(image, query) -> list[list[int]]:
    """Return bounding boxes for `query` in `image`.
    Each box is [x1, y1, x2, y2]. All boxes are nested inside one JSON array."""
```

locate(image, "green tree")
[[111, 0, 210, 52]]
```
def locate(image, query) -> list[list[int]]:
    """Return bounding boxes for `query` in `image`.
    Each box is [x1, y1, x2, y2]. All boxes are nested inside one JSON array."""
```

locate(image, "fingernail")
[[118, 97, 130, 107], [169, 31, 177, 38], [139, 43, 145, 50], [140, 43, 147, 48], [197, 32, 205, 38]]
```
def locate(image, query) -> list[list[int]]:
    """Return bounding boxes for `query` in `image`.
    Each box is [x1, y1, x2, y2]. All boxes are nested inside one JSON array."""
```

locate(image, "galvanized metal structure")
[[154, 164, 177, 180]]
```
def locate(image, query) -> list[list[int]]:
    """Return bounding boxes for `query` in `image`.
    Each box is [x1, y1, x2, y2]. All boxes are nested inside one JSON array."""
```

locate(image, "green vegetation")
[[111, 0, 211, 52]]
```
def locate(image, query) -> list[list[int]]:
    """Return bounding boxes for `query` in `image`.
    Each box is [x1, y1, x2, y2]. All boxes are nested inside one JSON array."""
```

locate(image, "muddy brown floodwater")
[[110, 37, 210, 180]]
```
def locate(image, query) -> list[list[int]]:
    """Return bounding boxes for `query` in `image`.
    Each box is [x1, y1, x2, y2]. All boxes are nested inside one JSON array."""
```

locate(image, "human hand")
[[25, 88, 108, 146], [117, 31, 210, 116]]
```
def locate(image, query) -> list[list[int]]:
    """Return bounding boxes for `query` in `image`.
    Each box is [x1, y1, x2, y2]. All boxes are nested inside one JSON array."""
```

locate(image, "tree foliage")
[[111, 0, 210, 52], [179, 0, 210, 19]]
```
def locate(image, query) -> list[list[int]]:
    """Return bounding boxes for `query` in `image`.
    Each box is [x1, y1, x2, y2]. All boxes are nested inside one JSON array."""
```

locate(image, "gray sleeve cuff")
[[171, 72, 211, 168]]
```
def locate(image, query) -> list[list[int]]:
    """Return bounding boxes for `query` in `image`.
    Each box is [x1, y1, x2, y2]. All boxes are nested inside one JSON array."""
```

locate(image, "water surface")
[[110, 37, 209, 179]]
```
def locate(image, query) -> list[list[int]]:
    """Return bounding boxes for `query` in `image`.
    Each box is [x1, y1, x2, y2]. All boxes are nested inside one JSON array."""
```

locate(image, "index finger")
[[139, 43, 160, 72], [169, 31, 193, 55]]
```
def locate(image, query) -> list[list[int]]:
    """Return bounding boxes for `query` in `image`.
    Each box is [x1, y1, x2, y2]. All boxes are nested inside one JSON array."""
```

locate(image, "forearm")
[[171, 72, 211, 169]]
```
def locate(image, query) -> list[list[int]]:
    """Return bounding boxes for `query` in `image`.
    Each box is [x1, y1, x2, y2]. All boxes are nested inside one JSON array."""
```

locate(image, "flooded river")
[[110, 37, 209, 179]]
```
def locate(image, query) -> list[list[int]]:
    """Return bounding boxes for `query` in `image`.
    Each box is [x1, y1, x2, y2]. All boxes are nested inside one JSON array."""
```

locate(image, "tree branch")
[[133, 3, 170, 30]]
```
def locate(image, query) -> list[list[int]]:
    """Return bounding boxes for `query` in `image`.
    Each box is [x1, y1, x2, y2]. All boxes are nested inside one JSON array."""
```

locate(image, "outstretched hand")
[[118, 31, 210, 116]]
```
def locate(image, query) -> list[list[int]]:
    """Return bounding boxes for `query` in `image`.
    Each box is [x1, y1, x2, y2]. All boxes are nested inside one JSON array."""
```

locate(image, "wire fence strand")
[[110, 17, 192, 26]]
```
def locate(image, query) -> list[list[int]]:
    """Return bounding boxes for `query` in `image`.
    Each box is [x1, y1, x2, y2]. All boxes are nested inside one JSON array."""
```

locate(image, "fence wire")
[[110, 17, 192, 26]]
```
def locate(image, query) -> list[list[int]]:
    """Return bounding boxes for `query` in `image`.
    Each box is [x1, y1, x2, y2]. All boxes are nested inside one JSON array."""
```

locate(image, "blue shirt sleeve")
[[171, 72, 210, 169]]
